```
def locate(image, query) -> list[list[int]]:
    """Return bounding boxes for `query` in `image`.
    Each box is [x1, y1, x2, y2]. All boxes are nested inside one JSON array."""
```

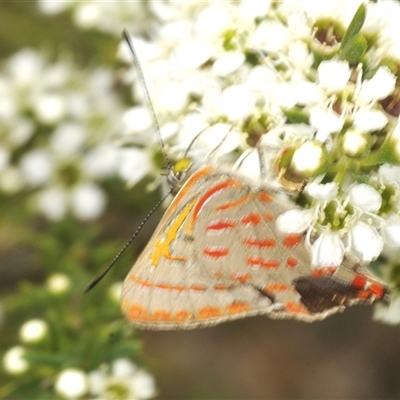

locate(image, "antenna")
[[122, 29, 172, 171], [85, 29, 174, 292], [85, 190, 172, 292]]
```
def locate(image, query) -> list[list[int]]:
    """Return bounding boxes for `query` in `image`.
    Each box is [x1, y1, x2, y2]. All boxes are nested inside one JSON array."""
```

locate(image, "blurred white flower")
[[47, 273, 71, 294], [55, 369, 88, 399], [2, 346, 28, 375], [88, 359, 156, 399], [19, 319, 49, 343], [374, 296, 400, 325]]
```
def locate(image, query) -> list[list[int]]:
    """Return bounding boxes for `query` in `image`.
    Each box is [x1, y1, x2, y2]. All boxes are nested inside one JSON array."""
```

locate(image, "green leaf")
[[338, 34, 367, 64], [340, 3, 367, 49]]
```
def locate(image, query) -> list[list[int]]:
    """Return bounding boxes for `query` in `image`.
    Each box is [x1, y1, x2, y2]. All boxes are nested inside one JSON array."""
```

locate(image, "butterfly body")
[[121, 166, 389, 329]]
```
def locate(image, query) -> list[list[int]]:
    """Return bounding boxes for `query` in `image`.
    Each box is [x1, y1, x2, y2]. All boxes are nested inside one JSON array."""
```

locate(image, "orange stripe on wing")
[[282, 234, 303, 248], [243, 237, 276, 248], [241, 213, 262, 225], [216, 194, 250, 211], [203, 245, 230, 259], [247, 256, 280, 269], [194, 178, 243, 220], [197, 306, 222, 319], [164, 166, 213, 219]]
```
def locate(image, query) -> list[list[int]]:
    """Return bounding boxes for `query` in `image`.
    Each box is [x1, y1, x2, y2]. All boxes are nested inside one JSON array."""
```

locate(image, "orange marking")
[[264, 211, 274, 221], [282, 234, 303, 248], [190, 284, 206, 291], [264, 283, 289, 292], [214, 271, 224, 279], [165, 254, 187, 263], [170, 284, 186, 292], [214, 284, 228, 290], [351, 275, 386, 298], [243, 237, 276, 248], [165, 166, 213, 219], [206, 219, 237, 231], [247, 256, 280, 269], [312, 267, 337, 277], [286, 256, 298, 268], [285, 301, 309, 315], [194, 179, 243, 220], [152, 309, 171, 321], [241, 213, 262, 225], [174, 310, 192, 322], [368, 282, 386, 298], [198, 306, 222, 319], [138, 277, 152, 288], [231, 272, 251, 283], [216, 194, 250, 211], [204, 245, 229, 258], [128, 304, 149, 321], [226, 302, 250, 314], [154, 282, 171, 290], [258, 192, 273, 203]]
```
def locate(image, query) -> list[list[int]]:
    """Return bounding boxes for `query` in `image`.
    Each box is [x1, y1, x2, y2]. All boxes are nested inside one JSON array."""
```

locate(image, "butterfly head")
[[167, 157, 193, 196]]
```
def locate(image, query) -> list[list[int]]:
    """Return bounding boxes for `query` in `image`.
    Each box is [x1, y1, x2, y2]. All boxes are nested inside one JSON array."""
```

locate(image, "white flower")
[[55, 369, 88, 399], [348, 184, 382, 213], [50, 123, 86, 158], [108, 282, 123, 304], [118, 148, 153, 186], [2, 346, 29, 375], [276, 208, 314, 234], [374, 296, 400, 325], [317, 60, 351, 93], [342, 129, 368, 157], [88, 359, 156, 399], [311, 232, 346, 267], [305, 182, 338, 200], [70, 183, 107, 221], [20, 149, 53, 187], [131, 370, 157, 399], [47, 273, 71, 294], [348, 221, 383, 262], [309, 108, 344, 142], [357, 67, 396, 104], [212, 52, 245, 77], [291, 141, 324, 174], [37, 187, 68, 221], [353, 109, 388, 132], [381, 216, 400, 247], [19, 319, 49, 343], [34, 94, 66, 125]]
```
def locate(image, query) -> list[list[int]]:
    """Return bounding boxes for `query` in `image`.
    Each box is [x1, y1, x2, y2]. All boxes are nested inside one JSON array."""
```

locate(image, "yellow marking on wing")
[[150, 198, 196, 267]]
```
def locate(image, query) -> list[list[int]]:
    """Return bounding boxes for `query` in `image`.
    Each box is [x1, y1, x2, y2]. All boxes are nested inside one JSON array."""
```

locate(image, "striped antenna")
[[85, 30, 173, 292], [122, 29, 172, 171]]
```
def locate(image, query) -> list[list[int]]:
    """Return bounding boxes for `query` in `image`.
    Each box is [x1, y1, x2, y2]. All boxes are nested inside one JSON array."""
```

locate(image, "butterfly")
[[120, 162, 389, 329]]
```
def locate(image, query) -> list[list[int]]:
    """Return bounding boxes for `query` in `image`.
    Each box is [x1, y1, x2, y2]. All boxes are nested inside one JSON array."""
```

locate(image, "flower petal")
[[305, 182, 338, 201], [381, 216, 400, 247], [276, 209, 313, 233], [348, 184, 382, 212], [349, 221, 383, 262], [311, 232, 345, 267]]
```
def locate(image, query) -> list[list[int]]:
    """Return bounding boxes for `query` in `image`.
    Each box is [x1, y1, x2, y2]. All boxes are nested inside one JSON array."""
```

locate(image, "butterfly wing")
[[121, 167, 389, 329]]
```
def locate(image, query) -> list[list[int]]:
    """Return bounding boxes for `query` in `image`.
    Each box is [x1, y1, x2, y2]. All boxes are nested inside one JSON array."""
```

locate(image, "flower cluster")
[[0, 48, 126, 220], [117, 1, 400, 277], [53, 359, 156, 400]]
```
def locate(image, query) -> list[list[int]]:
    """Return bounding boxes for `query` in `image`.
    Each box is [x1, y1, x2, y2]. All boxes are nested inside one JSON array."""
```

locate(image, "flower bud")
[[2, 346, 28, 375], [47, 273, 71, 294]]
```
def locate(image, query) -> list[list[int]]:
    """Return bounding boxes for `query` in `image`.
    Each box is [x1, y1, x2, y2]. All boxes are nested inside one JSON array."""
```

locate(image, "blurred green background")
[[1, 2, 400, 399]]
